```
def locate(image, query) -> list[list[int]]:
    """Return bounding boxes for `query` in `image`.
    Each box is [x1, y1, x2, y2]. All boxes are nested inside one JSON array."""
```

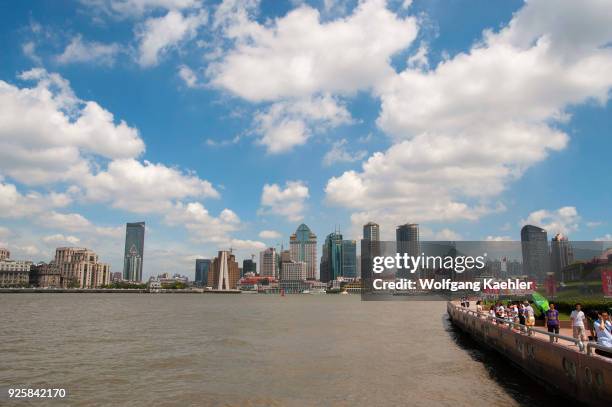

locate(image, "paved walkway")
[[457, 301, 612, 361]]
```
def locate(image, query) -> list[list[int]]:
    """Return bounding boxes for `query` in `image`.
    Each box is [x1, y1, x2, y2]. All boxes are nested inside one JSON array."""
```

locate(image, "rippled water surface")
[[1, 294, 567, 406]]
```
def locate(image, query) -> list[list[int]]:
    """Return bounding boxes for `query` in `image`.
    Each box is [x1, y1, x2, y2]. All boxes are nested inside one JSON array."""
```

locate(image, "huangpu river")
[[1, 294, 568, 406]]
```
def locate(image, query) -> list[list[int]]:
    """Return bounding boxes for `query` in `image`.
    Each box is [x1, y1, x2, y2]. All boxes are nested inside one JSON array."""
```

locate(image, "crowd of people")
[[466, 299, 612, 358]]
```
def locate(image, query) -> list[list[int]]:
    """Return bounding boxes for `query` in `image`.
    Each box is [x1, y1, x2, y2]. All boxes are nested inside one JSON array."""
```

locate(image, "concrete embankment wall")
[[447, 303, 612, 406]]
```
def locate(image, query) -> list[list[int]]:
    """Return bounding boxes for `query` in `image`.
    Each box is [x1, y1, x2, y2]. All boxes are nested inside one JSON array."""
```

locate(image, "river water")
[[1, 294, 569, 406]]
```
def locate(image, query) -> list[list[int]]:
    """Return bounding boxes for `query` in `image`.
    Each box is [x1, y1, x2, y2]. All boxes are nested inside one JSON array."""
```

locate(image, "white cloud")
[[209, 0, 418, 101], [42, 234, 81, 245], [0, 69, 144, 184], [322, 139, 367, 167], [0, 69, 219, 216], [137, 9, 207, 67], [164, 202, 246, 246], [406, 42, 428, 70], [521, 206, 581, 236], [432, 228, 463, 241], [258, 230, 281, 239], [0, 182, 71, 218], [79, 0, 201, 18], [254, 94, 352, 153], [178, 64, 199, 87], [82, 158, 219, 213], [22, 41, 42, 64], [595, 234, 612, 242], [56, 35, 120, 66], [485, 235, 513, 242], [586, 221, 602, 228], [260, 181, 309, 222], [326, 0, 612, 232]]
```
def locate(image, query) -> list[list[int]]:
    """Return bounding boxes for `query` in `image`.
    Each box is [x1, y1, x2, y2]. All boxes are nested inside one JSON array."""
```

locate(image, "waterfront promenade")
[[448, 301, 612, 405]]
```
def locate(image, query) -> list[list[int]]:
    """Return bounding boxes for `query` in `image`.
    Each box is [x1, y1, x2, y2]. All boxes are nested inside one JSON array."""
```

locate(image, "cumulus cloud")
[[82, 159, 218, 213], [485, 235, 513, 242], [326, 0, 612, 231], [79, 0, 201, 18], [322, 139, 367, 167], [42, 234, 81, 245], [178, 64, 200, 87], [260, 181, 309, 221], [258, 230, 281, 239], [0, 182, 72, 218], [254, 95, 352, 153], [137, 9, 207, 67], [56, 35, 120, 66], [0, 69, 144, 184], [521, 206, 581, 236], [163, 201, 259, 249], [209, 0, 418, 101]]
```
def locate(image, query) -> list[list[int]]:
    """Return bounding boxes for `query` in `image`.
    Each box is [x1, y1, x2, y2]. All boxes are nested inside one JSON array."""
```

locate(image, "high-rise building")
[[123, 222, 145, 282], [281, 261, 307, 281], [361, 222, 381, 282], [551, 233, 574, 282], [54, 247, 110, 288], [342, 240, 357, 279], [396, 223, 420, 255], [396, 223, 420, 278], [521, 225, 549, 282], [195, 259, 212, 286], [363, 222, 380, 241], [0, 248, 9, 260], [259, 247, 278, 278], [209, 251, 239, 290], [242, 259, 256, 276], [290, 224, 318, 280], [320, 232, 343, 283]]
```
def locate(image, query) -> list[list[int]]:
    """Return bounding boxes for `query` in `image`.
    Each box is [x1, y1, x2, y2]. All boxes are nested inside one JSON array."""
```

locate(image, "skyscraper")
[[290, 224, 318, 280], [342, 240, 357, 279], [242, 258, 256, 276], [123, 222, 145, 282], [521, 225, 549, 282], [363, 222, 380, 241], [551, 233, 573, 282], [209, 251, 239, 290], [195, 259, 211, 286], [361, 222, 380, 282], [259, 247, 278, 279], [320, 232, 343, 283], [396, 224, 420, 278]]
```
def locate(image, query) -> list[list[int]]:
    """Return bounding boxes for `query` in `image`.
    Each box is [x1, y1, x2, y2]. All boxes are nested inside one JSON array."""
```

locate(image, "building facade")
[[0, 248, 9, 260], [29, 262, 62, 288], [281, 261, 307, 281], [361, 222, 381, 282], [242, 259, 256, 276], [123, 222, 145, 282], [55, 247, 111, 288], [0, 259, 32, 287], [551, 233, 574, 282], [195, 259, 212, 286], [396, 223, 420, 278], [342, 240, 357, 279], [290, 224, 318, 280], [259, 247, 279, 279], [209, 251, 240, 290], [521, 225, 550, 282], [320, 232, 343, 283]]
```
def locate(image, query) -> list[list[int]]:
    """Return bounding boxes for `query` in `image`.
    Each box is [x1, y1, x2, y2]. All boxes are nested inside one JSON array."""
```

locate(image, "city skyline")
[[1, 0, 611, 280]]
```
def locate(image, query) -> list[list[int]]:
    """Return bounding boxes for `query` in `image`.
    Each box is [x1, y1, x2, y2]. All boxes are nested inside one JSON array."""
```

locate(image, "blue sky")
[[0, 0, 611, 279]]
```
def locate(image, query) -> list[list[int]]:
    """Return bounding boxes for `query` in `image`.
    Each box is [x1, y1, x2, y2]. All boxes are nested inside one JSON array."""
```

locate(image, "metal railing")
[[450, 303, 591, 353], [587, 342, 612, 356]]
